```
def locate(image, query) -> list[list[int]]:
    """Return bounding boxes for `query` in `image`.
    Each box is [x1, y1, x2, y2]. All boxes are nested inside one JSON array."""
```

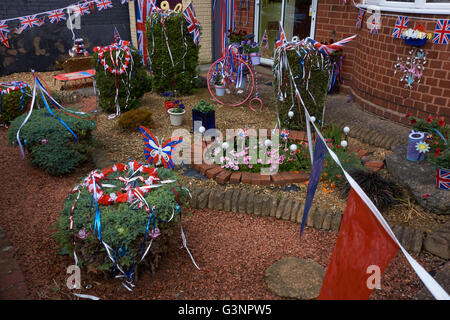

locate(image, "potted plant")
[[434, 148, 450, 191], [192, 99, 215, 133], [163, 91, 175, 112], [402, 24, 429, 47], [242, 40, 261, 65], [168, 103, 185, 126], [213, 73, 225, 96]]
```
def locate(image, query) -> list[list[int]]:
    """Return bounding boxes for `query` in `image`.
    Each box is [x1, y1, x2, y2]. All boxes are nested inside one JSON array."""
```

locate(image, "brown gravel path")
[[0, 129, 445, 300]]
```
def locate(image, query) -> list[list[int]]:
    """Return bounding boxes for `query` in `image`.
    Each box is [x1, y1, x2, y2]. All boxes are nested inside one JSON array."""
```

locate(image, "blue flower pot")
[[192, 109, 215, 134], [404, 38, 427, 47], [407, 130, 426, 161]]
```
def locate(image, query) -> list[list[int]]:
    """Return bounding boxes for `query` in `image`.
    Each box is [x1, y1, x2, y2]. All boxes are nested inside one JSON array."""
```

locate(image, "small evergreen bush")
[[8, 108, 96, 175], [54, 167, 189, 274], [147, 12, 200, 94], [92, 47, 151, 114], [118, 108, 155, 131], [0, 88, 32, 124]]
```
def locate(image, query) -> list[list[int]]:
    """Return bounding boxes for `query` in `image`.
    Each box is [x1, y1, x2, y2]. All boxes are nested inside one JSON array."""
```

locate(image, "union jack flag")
[[307, 34, 357, 55], [392, 16, 409, 39], [19, 15, 44, 30], [433, 19, 450, 45], [136, 0, 157, 65], [436, 167, 450, 190], [121, 0, 130, 3], [183, 2, 200, 46], [356, 9, 364, 29], [0, 20, 9, 48], [72, 2, 91, 16], [96, 0, 113, 11], [47, 9, 66, 23], [275, 22, 287, 49], [261, 29, 269, 50], [370, 16, 380, 35]]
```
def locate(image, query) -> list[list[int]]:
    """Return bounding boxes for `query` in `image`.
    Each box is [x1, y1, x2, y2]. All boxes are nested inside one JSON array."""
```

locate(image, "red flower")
[[405, 113, 413, 119], [410, 119, 416, 125], [438, 119, 445, 127], [435, 148, 441, 157], [426, 115, 434, 123]]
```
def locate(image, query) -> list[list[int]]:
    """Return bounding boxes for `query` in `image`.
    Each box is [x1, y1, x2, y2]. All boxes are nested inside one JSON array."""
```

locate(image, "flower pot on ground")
[[168, 107, 185, 126], [192, 99, 216, 133], [214, 84, 225, 96], [434, 148, 450, 190], [250, 52, 261, 65]]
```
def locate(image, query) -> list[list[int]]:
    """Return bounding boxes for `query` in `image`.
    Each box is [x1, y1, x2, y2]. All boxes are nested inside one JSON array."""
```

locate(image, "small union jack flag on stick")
[[370, 16, 380, 35], [95, 0, 113, 11], [356, 9, 364, 29], [183, 2, 200, 46], [433, 19, 450, 45], [275, 22, 287, 49], [392, 16, 409, 39], [261, 29, 269, 50], [0, 20, 10, 48], [19, 15, 44, 30], [47, 9, 66, 23]]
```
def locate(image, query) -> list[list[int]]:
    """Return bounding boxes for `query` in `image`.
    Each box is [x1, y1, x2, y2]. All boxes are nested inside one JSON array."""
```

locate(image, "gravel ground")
[[0, 128, 446, 300]]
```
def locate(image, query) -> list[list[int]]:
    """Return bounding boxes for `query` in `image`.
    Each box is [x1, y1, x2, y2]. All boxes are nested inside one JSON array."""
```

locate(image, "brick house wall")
[[312, 1, 450, 123], [233, 0, 255, 36], [0, 0, 131, 75], [186, 0, 212, 63]]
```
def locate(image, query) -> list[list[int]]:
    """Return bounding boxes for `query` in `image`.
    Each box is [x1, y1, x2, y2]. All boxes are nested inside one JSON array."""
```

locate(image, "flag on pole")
[[299, 137, 327, 237], [114, 26, 121, 43], [318, 188, 399, 300], [275, 22, 287, 49], [261, 29, 269, 50], [183, 2, 200, 45]]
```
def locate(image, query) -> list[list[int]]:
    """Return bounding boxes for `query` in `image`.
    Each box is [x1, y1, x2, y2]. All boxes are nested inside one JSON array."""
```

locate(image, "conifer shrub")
[[0, 88, 32, 124], [118, 108, 155, 131]]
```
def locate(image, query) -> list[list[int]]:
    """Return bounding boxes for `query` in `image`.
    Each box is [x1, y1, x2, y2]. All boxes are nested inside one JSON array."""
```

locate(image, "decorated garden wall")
[[0, 0, 131, 75]]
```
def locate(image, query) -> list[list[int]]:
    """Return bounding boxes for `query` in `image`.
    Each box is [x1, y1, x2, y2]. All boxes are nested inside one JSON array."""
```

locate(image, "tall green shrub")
[[274, 48, 330, 131], [0, 88, 32, 123], [8, 108, 96, 175], [147, 12, 200, 94], [92, 47, 151, 114]]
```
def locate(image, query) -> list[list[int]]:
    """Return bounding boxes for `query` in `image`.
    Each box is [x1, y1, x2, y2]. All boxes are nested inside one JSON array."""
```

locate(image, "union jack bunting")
[[121, 0, 130, 4], [72, 2, 91, 16], [436, 167, 450, 190], [47, 9, 66, 23], [370, 16, 380, 35], [19, 15, 44, 30], [95, 0, 113, 11], [355, 9, 364, 29], [433, 19, 450, 45], [275, 22, 287, 49], [392, 16, 409, 39], [183, 2, 200, 45], [0, 20, 10, 48]]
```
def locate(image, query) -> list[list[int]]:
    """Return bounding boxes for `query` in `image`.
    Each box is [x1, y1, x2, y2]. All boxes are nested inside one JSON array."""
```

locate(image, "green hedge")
[[8, 108, 96, 176], [147, 12, 199, 94], [0, 88, 32, 124], [54, 168, 188, 273], [92, 47, 151, 114], [274, 48, 330, 131]]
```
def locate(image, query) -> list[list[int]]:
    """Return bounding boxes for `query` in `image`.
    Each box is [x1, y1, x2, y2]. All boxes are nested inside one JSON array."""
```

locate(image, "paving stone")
[[265, 257, 325, 300], [261, 196, 271, 217], [254, 195, 263, 216], [411, 229, 424, 253], [223, 190, 234, 212], [276, 198, 288, 219], [214, 189, 225, 211], [306, 207, 316, 227], [330, 212, 342, 231], [238, 191, 249, 213], [231, 189, 240, 212], [290, 201, 301, 223], [423, 233, 449, 260], [207, 190, 216, 210], [296, 203, 305, 224], [313, 208, 326, 230], [282, 200, 293, 221], [400, 227, 414, 251], [246, 193, 255, 214], [269, 197, 279, 217], [322, 212, 332, 230], [197, 189, 210, 209]]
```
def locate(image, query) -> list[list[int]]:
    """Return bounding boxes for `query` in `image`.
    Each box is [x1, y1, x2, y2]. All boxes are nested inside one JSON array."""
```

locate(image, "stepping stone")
[[265, 257, 325, 300]]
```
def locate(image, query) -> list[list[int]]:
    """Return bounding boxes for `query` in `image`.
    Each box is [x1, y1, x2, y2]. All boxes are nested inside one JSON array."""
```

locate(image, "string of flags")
[[354, 4, 450, 45]]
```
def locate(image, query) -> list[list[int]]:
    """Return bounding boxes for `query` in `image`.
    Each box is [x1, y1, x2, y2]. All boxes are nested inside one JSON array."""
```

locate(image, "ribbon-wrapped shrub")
[[54, 164, 189, 280], [0, 82, 31, 124], [92, 45, 151, 114], [147, 11, 200, 95], [8, 108, 95, 175]]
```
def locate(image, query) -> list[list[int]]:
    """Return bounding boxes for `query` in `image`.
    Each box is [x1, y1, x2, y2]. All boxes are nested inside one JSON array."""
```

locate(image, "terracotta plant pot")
[[435, 166, 450, 191], [167, 108, 185, 126]]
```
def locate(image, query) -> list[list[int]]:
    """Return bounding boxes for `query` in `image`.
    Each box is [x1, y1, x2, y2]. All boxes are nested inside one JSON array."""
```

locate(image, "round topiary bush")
[[118, 108, 155, 131], [92, 45, 151, 114], [0, 85, 32, 124], [54, 163, 190, 281], [147, 11, 200, 95], [8, 108, 96, 176]]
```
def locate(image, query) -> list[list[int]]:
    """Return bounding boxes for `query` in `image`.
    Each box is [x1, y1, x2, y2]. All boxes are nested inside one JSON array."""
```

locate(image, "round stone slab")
[[265, 257, 325, 300]]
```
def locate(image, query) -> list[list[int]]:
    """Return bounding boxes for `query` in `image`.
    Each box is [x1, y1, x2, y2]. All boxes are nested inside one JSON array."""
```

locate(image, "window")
[[361, 0, 450, 13]]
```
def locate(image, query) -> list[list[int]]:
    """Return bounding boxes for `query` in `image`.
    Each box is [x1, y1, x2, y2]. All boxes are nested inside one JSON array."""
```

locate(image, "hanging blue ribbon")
[[433, 128, 448, 147]]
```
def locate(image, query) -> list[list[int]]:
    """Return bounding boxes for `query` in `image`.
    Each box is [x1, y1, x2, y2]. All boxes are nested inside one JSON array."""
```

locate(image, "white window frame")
[[361, 0, 450, 14]]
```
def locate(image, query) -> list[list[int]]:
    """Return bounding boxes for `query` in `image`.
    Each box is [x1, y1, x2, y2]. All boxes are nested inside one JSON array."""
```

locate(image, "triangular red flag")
[[318, 188, 399, 300]]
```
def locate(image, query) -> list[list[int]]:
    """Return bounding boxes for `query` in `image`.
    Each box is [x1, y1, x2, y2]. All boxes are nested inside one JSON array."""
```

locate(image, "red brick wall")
[[232, 0, 255, 36], [314, 0, 450, 124]]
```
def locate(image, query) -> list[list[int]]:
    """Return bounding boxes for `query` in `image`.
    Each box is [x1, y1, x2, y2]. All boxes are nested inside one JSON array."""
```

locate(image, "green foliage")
[[54, 168, 189, 272], [118, 108, 154, 131], [147, 12, 200, 94], [322, 146, 365, 184], [274, 48, 330, 131], [228, 29, 247, 44], [323, 123, 343, 146], [0, 88, 32, 123], [92, 47, 151, 114], [193, 99, 215, 113], [435, 148, 450, 169], [8, 108, 95, 175]]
